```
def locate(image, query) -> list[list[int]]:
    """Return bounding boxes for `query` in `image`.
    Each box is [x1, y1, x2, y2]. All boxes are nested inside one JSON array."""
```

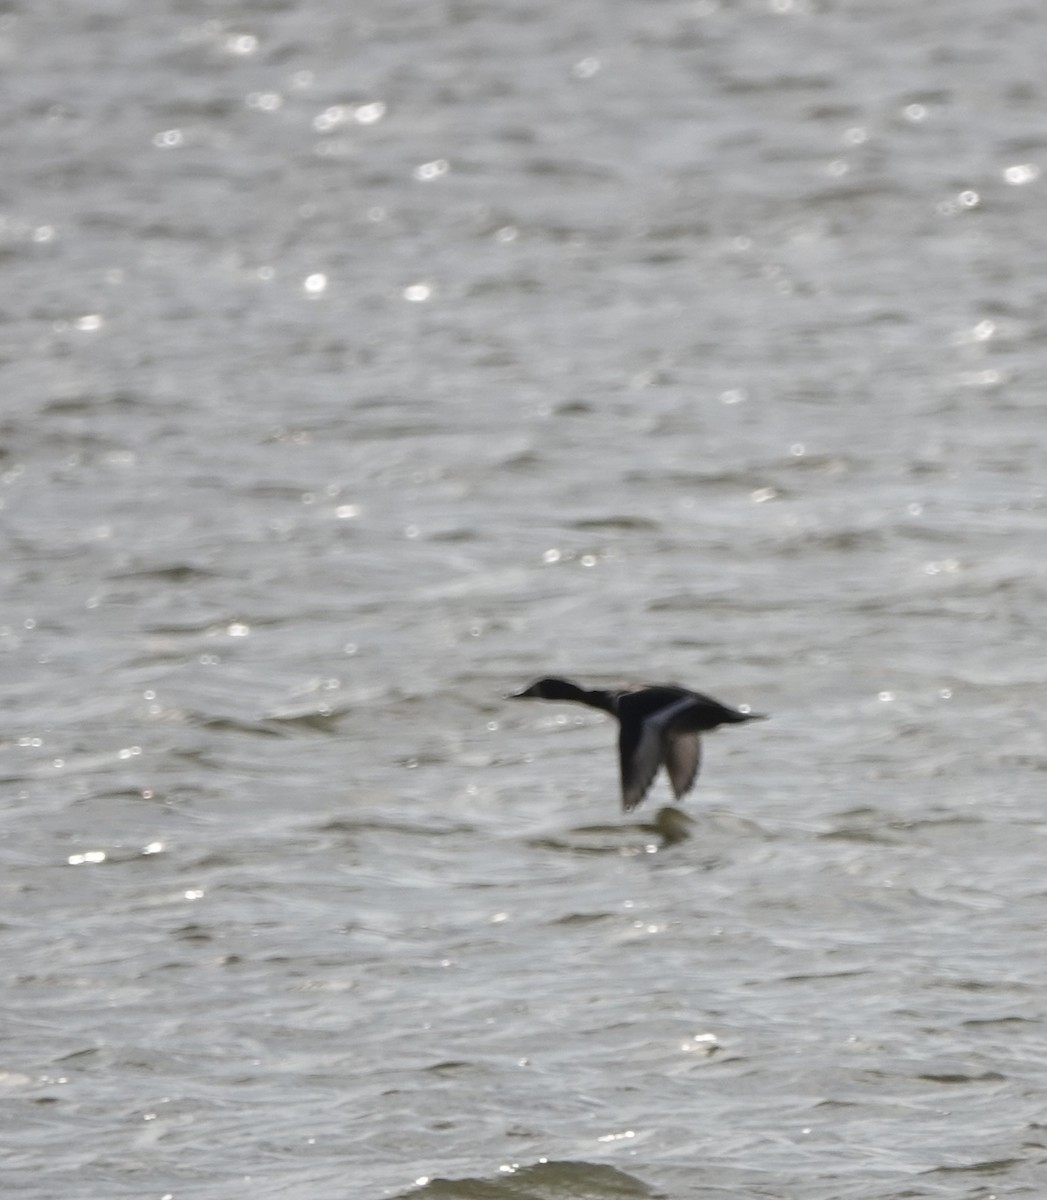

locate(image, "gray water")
[[3, 2, 1047, 1197]]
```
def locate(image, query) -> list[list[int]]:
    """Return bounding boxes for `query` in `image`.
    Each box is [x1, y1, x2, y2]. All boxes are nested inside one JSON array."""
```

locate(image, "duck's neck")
[[571, 684, 618, 715]]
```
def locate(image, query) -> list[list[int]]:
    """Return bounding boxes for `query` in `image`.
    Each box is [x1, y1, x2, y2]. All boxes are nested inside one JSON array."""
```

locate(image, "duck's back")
[[616, 685, 730, 728]]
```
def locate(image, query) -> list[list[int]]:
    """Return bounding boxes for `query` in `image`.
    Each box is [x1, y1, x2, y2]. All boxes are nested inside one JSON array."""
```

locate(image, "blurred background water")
[[2, 1, 1047, 1197]]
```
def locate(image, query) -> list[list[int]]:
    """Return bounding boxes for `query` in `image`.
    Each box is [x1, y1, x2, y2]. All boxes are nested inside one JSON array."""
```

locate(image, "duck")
[[510, 677, 765, 812]]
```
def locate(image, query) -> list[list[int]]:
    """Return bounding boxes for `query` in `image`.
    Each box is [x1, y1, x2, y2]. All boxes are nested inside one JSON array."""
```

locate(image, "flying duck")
[[510, 677, 765, 812]]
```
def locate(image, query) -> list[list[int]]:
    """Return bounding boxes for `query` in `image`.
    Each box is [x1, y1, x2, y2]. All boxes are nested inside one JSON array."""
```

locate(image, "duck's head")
[[509, 677, 579, 701]]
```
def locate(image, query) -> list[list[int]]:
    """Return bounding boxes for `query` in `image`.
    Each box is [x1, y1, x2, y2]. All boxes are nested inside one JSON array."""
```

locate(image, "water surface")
[[2, 2, 1046, 1197]]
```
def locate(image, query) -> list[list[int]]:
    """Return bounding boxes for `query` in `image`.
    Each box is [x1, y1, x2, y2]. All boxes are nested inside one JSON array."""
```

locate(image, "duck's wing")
[[619, 718, 663, 812], [663, 730, 702, 801], [618, 693, 694, 812]]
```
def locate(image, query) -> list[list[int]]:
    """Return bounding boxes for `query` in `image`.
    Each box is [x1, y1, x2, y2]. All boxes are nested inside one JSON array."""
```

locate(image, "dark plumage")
[[510, 677, 765, 812]]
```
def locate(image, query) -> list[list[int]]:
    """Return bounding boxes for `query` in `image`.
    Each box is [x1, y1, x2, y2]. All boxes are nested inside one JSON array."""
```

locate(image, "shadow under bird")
[[510, 677, 766, 812]]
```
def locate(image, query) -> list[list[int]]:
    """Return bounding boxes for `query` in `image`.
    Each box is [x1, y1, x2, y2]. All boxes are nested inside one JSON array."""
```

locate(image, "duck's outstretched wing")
[[618, 693, 694, 811], [663, 730, 702, 801], [619, 718, 663, 812]]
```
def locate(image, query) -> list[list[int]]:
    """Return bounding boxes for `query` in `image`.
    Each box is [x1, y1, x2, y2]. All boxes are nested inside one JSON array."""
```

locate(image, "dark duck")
[[511, 677, 765, 812]]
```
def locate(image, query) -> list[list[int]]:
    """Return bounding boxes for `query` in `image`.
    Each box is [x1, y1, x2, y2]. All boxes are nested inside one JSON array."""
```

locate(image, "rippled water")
[[3, 2, 1047, 1197]]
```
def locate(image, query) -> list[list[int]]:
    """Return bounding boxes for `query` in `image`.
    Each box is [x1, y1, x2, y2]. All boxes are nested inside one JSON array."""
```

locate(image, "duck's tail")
[[724, 708, 768, 724]]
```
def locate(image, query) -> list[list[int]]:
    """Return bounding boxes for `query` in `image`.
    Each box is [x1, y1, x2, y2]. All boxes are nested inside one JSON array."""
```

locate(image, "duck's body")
[[511, 677, 764, 812]]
